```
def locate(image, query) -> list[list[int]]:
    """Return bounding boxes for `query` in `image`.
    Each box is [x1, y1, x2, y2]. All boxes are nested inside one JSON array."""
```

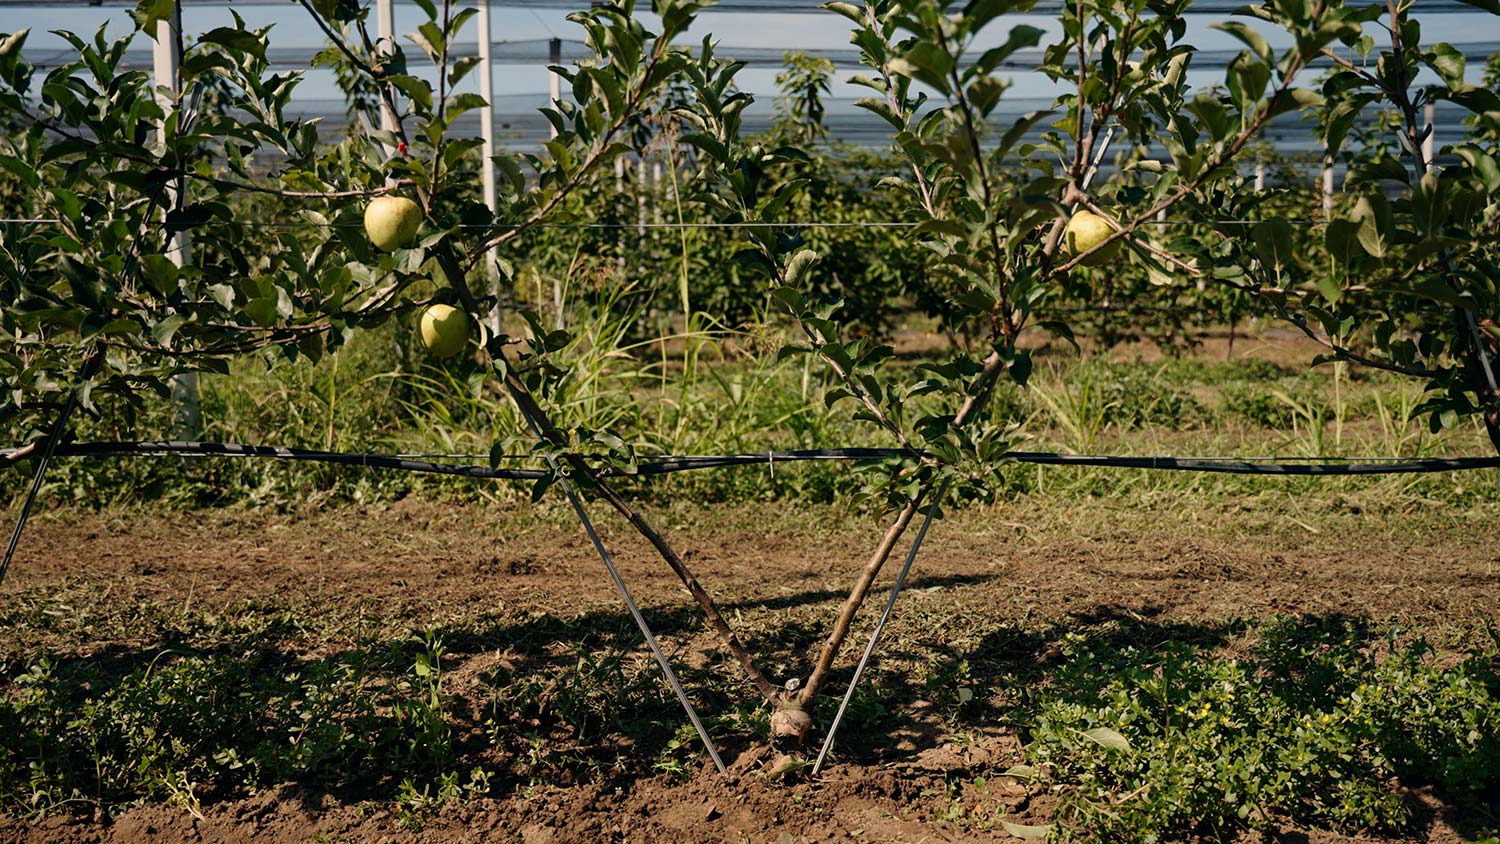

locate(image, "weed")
[[1020, 620, 1500, 842], [0, 632, 461, 818], [653, 723, 701, 782], [394, 767, 491, 830]]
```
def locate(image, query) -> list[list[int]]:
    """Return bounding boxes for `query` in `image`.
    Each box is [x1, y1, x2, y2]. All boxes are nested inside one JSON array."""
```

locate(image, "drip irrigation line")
[[812, 478, 948, 777], [0, 441, 549, 479], [5, 440, 1500, 476], [0, 217, 1337, 230], [2, 0, 1487, 12], [0, 218, 917, 229]]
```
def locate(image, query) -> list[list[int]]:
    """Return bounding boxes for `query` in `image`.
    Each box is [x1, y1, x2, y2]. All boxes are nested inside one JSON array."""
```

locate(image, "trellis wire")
[[5, 440, 1499, 478], [0, 217, 1334, 228]]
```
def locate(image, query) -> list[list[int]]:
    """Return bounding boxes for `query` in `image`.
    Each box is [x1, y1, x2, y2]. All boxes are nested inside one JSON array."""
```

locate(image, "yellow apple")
[[363, 196, 422, 252], [418, 304, 471, 358], [1063, 210, 1122, 267]]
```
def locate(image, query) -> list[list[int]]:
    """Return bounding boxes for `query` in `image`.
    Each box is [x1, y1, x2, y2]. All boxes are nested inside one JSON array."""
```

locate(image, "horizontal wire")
[[0, 217, 1328, 229], [399, 451, 1492, 464], [4, 440, 1498, 477]]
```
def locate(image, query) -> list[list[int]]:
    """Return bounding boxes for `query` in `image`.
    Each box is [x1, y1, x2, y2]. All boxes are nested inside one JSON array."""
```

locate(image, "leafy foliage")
[[1023, 620, 1500, 840]]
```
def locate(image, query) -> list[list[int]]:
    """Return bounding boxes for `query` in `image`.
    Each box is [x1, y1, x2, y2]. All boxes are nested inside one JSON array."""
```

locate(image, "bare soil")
[[1, 494, 1497, 843]]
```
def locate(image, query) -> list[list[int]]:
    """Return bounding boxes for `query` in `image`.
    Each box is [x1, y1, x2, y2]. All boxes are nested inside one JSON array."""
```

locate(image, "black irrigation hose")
[[0, 441, 549, 480], [5, 440, 1500, 477]]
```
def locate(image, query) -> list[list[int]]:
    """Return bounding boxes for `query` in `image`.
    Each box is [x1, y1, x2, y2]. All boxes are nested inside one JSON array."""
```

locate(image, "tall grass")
[[6, 311, 1497, 511]]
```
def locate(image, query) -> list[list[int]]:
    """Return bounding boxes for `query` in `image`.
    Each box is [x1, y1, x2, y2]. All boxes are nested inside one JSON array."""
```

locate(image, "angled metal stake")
[[813, 480, 948, 775], [1, 391, 80, 588], [510, 405, 726, 774], [546, 462, 727, 774]]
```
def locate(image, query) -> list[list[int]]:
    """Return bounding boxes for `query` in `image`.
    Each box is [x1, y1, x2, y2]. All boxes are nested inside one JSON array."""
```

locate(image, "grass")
[[9, 314, 1497, 513]]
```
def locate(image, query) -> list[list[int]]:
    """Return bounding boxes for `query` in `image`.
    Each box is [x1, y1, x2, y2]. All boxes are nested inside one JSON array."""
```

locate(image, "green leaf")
[[132, 0, 175, 33], [890, 42, 955, 92], [1001, 821, 1052, 839], [444, 92, 489, 121], [151, 314, 186, 348], [822, 1, 863, 24], [783, 249, 820, 289], [1265, 86, 1322, 118], [1250, 218, 1295, 280], [199, 26, 266, 60], [0, 153, 38, 189], [1080, 726, 1131, 751], [1212, 21, 1273, 64], [1424, 42, 1465, 88], [243, 297, 280, 327], [966, 75, 1007, 118], [0, 29, 29, 63], [1453, 144, 1500, 192], [1000, 764, 1038, 781], [1324, 219, 1362, 272], [973, 25, 1045, 75], [1351, 195, 1389, 258], [387, 75, 434, 114]]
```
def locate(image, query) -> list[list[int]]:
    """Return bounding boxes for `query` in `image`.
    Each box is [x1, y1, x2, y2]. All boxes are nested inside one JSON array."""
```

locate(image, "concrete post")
[[477, 0, 501, 331], [154, 4, 197, 438], [1422, 102, 1436, 164], [549, 37, 562, 140], [376, 0, 399, 140]]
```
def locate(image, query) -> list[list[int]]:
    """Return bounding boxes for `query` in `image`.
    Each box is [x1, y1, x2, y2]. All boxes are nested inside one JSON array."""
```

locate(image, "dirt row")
[[2, 496, 1497, 843]]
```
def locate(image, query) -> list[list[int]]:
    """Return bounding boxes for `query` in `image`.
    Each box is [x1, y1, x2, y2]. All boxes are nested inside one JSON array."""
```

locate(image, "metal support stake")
[[812, 481, 948, 775], [547, 467, 728, 774], [0, 394, 80, 588], [510, 402, 726, 774], [1084, 125, 1115, 192]]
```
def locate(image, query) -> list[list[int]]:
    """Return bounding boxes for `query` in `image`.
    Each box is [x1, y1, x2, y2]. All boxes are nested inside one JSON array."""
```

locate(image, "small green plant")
[[652, 723, 701, 781], [394, 766, 491, 831], [1019, 619, 1500, 842]]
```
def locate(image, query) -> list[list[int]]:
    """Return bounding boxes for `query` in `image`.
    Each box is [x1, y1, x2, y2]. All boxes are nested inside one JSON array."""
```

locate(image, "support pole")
[[477, 0, 501, 333], [0, 373, 90, 588], [1422, 101, 1435, 164], [377, 0, 399, 139], [652, 158, 663, 225], [548, 37, 562, 140], [154, 3, 197, 439], [1321, 160, 1335, 219], [637, 154, 647, 235], [1254, 161, 1266, 192], [545, 463, 727, 775]]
